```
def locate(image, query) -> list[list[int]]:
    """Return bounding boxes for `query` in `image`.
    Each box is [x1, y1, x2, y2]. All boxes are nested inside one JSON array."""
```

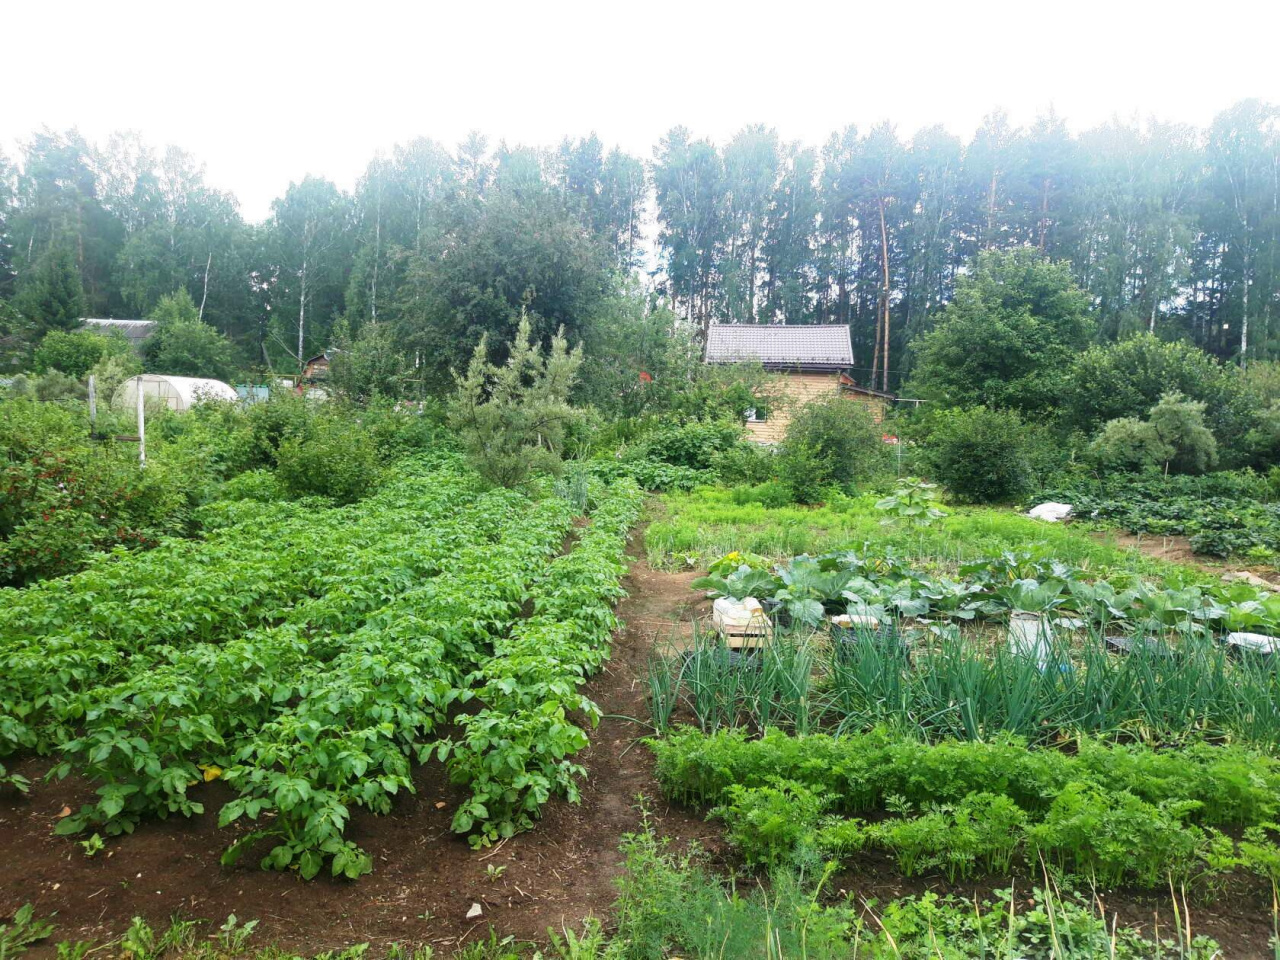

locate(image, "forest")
[[2, 98, 1278, 393]]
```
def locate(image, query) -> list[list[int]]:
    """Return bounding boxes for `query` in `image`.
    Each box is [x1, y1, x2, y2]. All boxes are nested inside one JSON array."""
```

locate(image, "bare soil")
[[1100, 529, 1280, 586]]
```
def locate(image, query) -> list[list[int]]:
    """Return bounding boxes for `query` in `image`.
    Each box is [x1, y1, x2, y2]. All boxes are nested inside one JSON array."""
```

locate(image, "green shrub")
[[33, 330, 125, 378], [710, 442, 776, 485], [243, 393, 314, 468], [275, 419, 382, 504], [359, 398, 449, 460], [775, 439, 832, 505], [0, 399, 198, 585], [780, 395, 886, 487], [926, 406, 1034, 504], [730, 481, 792, 508], [1062, 333, 1248, 444], [631, 420, 742, 471], [1090, 392, 1218, 475]]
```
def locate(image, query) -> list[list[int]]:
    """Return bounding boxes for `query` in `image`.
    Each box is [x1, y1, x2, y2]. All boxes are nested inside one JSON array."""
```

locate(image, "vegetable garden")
[[0, 453, 641, 880]]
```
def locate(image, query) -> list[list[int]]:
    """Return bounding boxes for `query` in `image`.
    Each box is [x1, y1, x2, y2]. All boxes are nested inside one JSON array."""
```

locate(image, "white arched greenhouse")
[[113, 375, 239, 412]]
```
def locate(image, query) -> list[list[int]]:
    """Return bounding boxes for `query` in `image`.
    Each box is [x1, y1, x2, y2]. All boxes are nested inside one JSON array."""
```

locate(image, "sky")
[[5, 0, 1279, 222]]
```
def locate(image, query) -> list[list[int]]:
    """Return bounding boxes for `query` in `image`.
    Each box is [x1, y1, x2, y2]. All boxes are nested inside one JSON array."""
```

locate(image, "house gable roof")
[[704, 324, 854, 370]]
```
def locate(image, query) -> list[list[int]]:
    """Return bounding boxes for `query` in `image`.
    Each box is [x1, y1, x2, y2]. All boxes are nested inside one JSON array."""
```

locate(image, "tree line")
[[1, 100, 1277, 391]]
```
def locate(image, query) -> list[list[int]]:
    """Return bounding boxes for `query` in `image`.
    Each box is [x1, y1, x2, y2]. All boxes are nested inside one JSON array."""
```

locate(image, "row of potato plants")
[[49, 482, 548, 836], [0, 457, 484, 789], [214, 488, 579, 878], [3, 458, 645, 876], [46, 477, 577, 877], [443, 477, 643, 847], [653, 727, 1280, 891]]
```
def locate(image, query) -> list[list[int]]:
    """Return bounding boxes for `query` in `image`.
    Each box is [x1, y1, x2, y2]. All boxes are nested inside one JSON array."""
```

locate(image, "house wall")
[[746, 372, 841, 443]]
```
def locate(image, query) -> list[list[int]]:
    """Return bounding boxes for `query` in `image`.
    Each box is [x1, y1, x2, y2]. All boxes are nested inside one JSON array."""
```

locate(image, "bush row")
[[656, 727, 1280, 890], [445, 478, 644, 847]]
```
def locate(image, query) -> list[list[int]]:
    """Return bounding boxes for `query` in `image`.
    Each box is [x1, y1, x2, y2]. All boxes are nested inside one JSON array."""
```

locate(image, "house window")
[[745, 407, 767, 423]]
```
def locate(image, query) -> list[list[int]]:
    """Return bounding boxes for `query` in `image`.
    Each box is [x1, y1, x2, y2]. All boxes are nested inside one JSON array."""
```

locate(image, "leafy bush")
[[33, 330, 127, 378], [274, 419, 382, 504], [730, 481, 792, 508], [0, 399, 198, 585], [925, 406, 1034, 503], [774, 439, 833, 505], [1062, 333, 1249, 443], [629, 420, 743, 472], [710, 441, 776, 486], [1090, 391, 1218, 475], [773, 394, 885, 488]]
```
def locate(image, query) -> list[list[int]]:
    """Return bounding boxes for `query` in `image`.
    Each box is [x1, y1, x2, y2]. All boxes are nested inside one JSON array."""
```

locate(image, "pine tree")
[[16, 243, 87, 334]]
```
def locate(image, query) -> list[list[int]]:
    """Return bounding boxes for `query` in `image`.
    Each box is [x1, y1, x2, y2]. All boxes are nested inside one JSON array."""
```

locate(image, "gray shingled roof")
[[704, 324, 853, 368]]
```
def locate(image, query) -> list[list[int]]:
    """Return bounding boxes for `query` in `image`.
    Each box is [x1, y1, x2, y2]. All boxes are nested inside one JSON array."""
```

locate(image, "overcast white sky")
[[5, 0, 1279, 222]]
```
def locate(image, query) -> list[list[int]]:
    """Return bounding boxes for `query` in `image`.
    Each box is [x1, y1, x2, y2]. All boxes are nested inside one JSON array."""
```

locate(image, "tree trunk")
[[372, 199, 381, 322], [878, 195, 892, 393], [1241, 243, 1250, 367], [298, 255, 308, 370], [1038, 178, 1050, 250], [986, 172, 998, 249], [199, 250, 211, 322]]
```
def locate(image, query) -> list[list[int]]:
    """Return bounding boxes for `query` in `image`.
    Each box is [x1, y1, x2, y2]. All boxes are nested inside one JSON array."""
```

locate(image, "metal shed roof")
[[80, 318, 157, 346], [704, 324, 854, 369]]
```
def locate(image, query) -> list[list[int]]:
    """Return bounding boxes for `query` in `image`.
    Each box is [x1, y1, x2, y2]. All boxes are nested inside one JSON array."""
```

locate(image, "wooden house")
[[302, 351, 335, 381], [703, 324, 894, 443]]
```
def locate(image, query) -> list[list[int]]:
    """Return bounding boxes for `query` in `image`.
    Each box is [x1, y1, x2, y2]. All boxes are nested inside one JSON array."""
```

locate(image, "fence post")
[[137, 386, 146, 468]]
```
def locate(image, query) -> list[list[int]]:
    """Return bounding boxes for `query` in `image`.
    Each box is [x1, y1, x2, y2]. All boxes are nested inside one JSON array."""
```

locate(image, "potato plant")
[[2, 456, 645, 880]]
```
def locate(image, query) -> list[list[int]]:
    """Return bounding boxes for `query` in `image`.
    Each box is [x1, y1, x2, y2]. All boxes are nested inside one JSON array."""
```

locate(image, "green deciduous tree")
[[906, 248, 1092, 416], [143, 288, 237, 380], [265, 177, 353, 369]]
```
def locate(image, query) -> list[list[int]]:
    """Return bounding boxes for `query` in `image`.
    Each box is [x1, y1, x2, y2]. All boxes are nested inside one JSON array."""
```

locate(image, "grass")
[[645, 488, 1211, 583], [610, 822, 1226, 959]]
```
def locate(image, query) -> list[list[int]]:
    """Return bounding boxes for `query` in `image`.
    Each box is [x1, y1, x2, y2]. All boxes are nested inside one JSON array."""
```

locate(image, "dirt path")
[[0, 524, 713, 956]]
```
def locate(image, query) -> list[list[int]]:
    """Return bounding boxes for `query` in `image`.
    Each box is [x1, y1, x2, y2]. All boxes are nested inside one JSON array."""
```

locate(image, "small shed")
[[113, 375, 238, 412], [302, 350, 336, 381], [80, 319, 157, 351], [705, 323, 892, 443]]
